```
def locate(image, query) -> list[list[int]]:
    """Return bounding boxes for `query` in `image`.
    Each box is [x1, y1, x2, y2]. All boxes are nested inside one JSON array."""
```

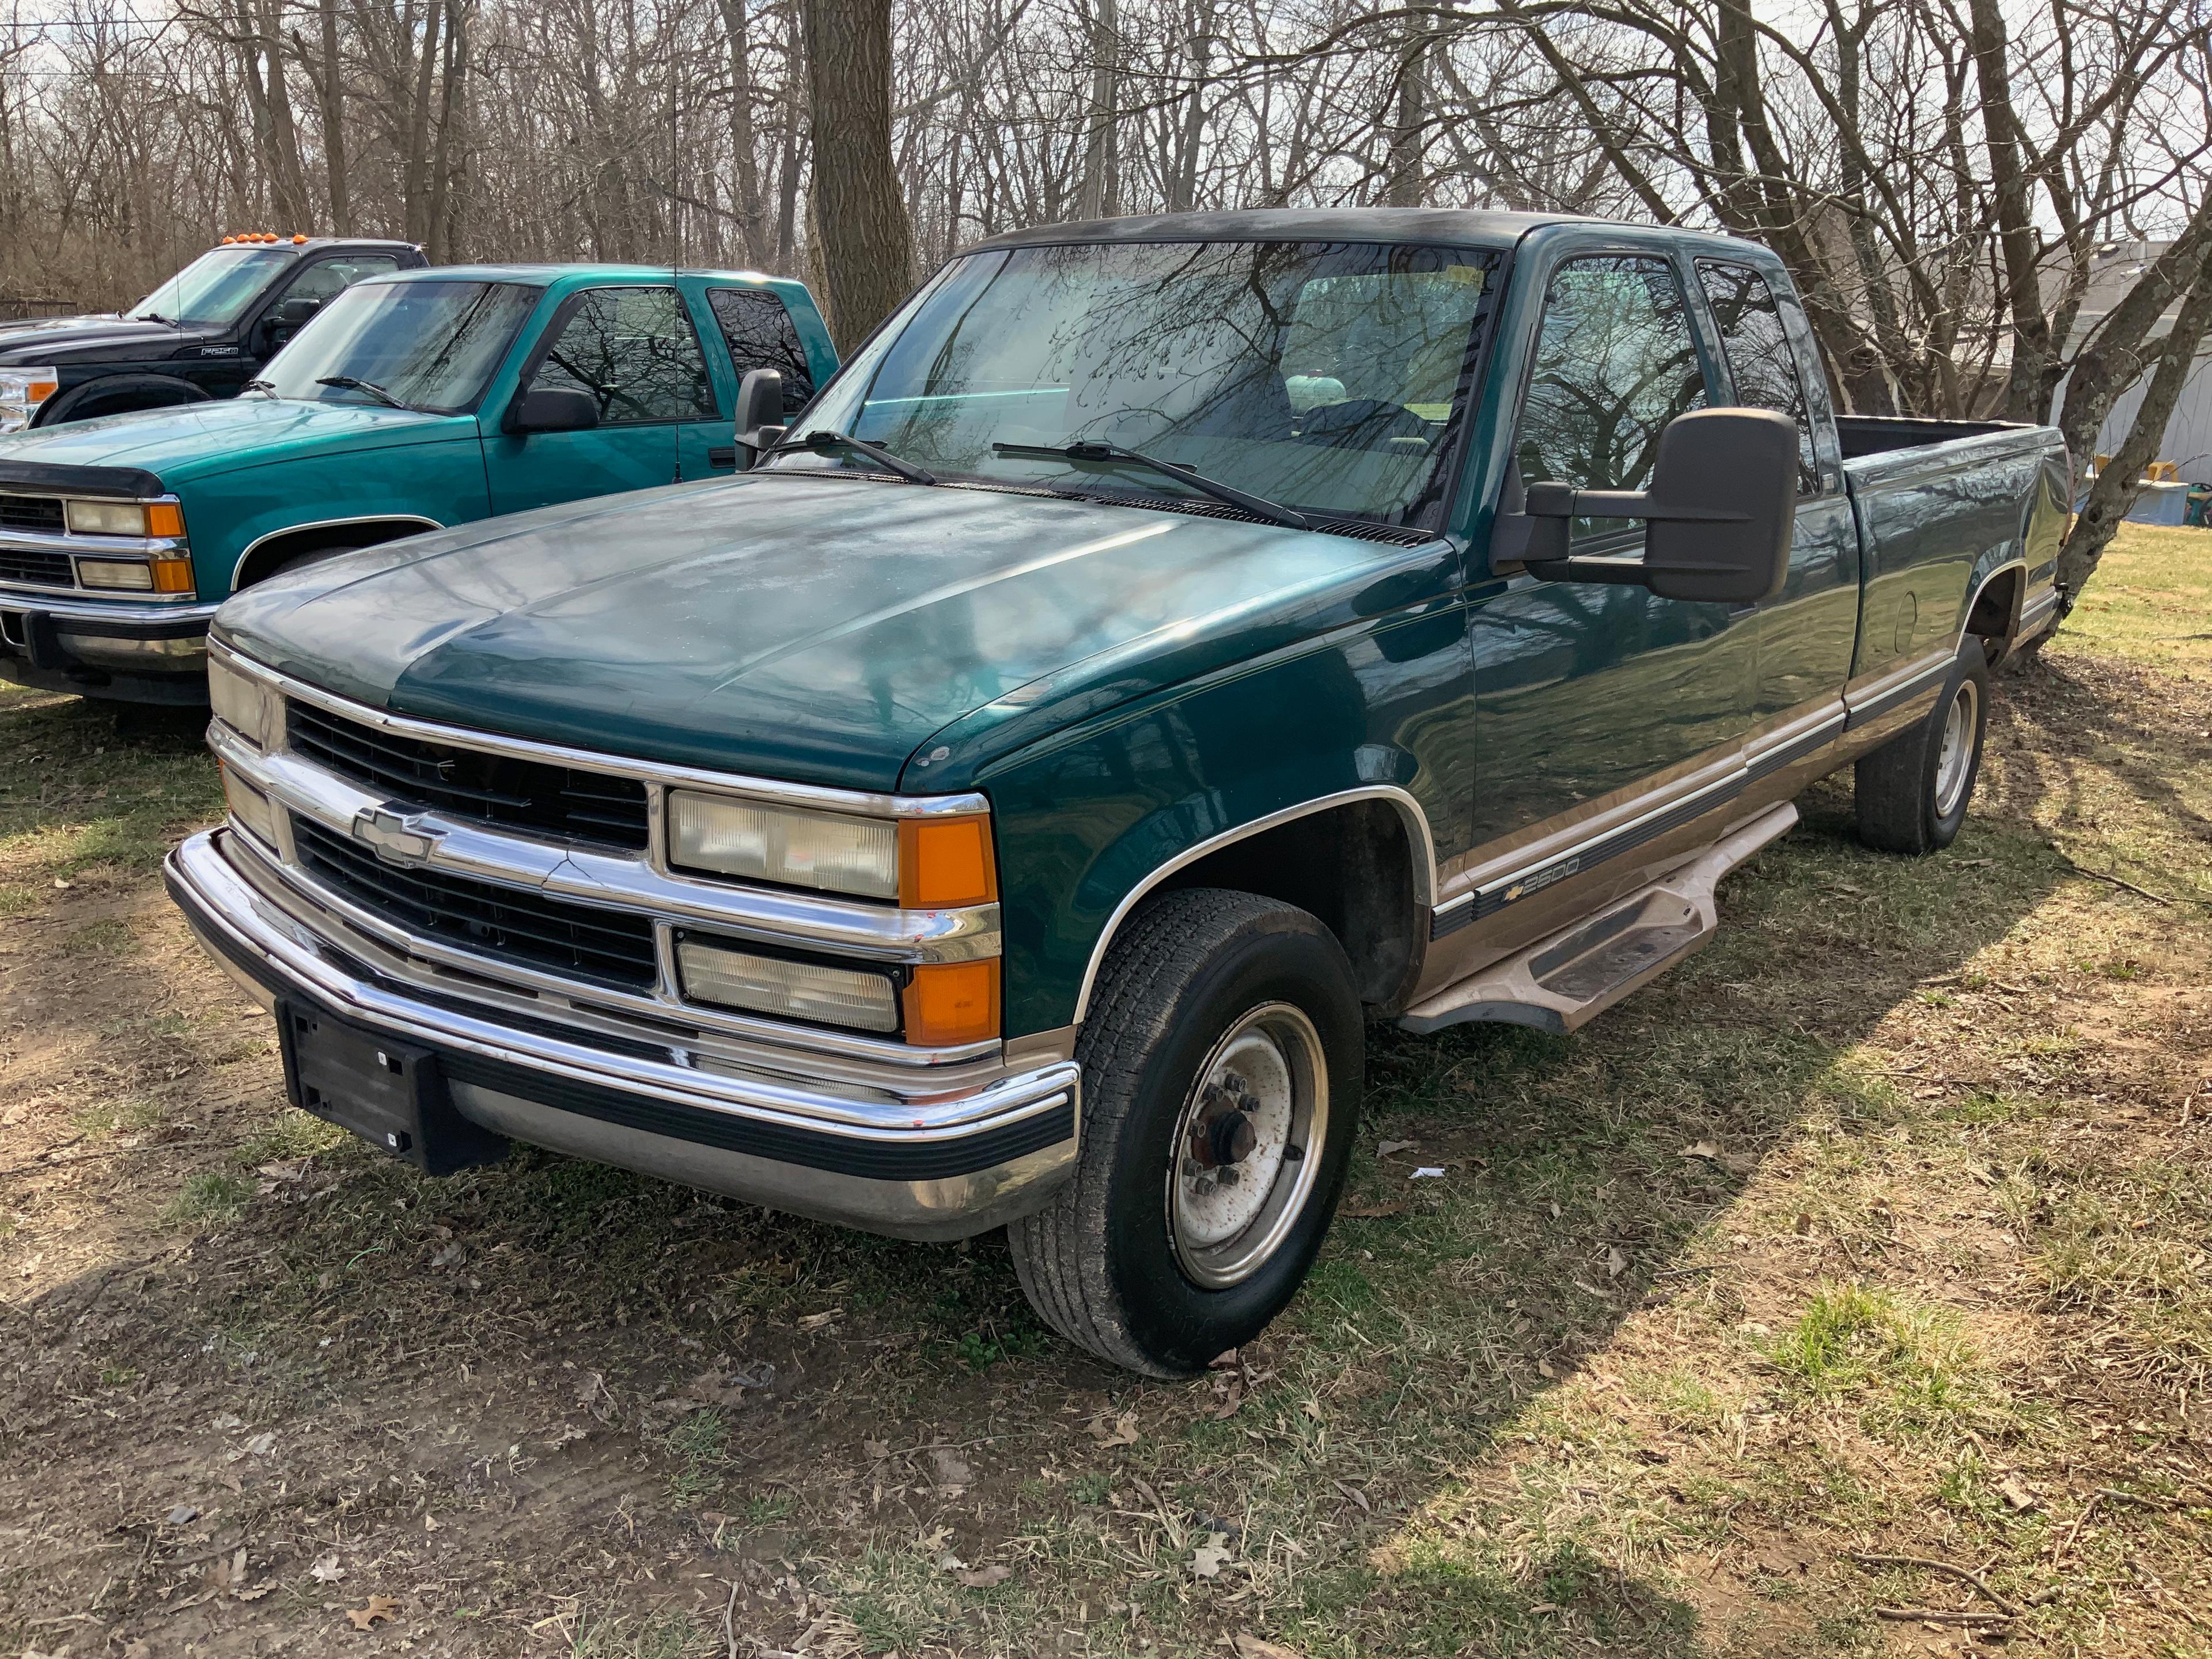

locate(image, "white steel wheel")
[[1934, 678, 1980, 817], [1165, 1001, 1328, 1290]]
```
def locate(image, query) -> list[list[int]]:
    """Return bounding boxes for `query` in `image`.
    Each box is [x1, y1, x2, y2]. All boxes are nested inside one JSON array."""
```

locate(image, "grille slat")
[[0, 495, 65, 534], [289, 702, 650, 850], [0, 547, 73, 588], [293, 816, 658, 987]]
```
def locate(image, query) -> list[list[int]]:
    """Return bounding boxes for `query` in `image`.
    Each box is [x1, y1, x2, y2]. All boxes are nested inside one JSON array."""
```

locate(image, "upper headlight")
[[209, 654, 279, 749], [65, 499, 147, 536], [0, 367, 58, 433], [670, 793, 899, 900]]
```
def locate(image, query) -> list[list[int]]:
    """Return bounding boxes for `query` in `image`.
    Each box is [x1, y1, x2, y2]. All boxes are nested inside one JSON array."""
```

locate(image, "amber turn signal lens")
[[149, 557, 196, 594], [903, 960, 999, 1046], [143, 501, 184, 538], [898, 815, 996, 909]]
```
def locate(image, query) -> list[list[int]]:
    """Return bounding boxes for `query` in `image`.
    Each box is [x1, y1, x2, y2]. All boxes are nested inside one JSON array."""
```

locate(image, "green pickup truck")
[[168, 210, 2067, 1375], [0, 264, 832, 703]]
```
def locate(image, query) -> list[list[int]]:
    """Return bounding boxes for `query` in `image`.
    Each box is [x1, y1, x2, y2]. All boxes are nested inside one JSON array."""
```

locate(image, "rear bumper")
[[0, 589, 215, 702], [165, 827, 1080, 1239]]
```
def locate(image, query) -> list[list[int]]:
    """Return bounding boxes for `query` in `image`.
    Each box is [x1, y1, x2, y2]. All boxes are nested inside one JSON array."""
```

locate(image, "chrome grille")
[[287, 700, 650, 850], [291, 815, 659, 988], [0, 495, 65, 534]]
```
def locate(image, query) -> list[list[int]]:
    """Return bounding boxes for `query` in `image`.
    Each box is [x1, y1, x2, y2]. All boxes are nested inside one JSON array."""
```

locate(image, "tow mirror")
[[1502, 407, 1798, 605], [277, 296, 323, 327], [734, 368, 785, 464], [508, 386, 600, 434]]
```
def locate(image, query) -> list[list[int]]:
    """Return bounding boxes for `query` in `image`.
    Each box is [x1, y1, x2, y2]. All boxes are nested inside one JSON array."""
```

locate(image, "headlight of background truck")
[[0, 368, 58, 433], [208, 654, 280, 749]]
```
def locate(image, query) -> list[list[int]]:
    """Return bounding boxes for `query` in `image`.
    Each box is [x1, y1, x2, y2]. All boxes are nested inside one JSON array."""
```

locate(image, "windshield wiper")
[[767, 429, 936, 485], [136, 311, 176, 325], [316, 376, 411, 411], [990, 440, 1309, 530], [241, 378, 278, 397]]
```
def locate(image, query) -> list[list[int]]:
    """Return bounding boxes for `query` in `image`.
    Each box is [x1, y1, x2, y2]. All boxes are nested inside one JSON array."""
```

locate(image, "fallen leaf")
[[243, 1431, 277, 1457], [1333, 1479, 1371, 1511], [1998, 1475, 2037, 1512], [862, 1439, 892, 1461], [1232, 1637, 1305, 1659], [206, 1548, 247, 1592], [1682, 1140, 1722, 1161], [796, 1309, 842, 1332], [423, 1512, 440, 1532], [930, 1447, 974, 1488], [934, 1550, 967, 1572], [346, 1595, 399, 1631], [1211, 1376, 1245, 1420], [1191, 1535, 1233, 1578], [1376, 1139, 1419, 1157], [1536, 1357, 1558, 1379], [1410, 1166, 1447, 1179], [237, 1584, 272, 1601], [1089, 1411, 1140, 1447], [1605, 1245, 1629, 1278], [309, 1554, 344, 1584], [430, 1243, 463, 1269], [956, 1562, 1012, 1588]]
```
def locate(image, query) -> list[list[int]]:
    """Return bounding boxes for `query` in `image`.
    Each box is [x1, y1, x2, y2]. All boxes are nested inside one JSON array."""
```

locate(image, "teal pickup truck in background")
[[169, 209, 2067, 1375], [0, 264, 832, 703]]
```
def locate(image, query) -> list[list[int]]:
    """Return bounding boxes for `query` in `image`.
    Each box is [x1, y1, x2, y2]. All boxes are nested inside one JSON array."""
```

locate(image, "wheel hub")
[[1166, 1003, 1328, 1289]]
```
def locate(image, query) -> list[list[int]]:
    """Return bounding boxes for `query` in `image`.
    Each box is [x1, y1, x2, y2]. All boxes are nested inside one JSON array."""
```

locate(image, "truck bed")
[[1835, 414, 2032, 461]]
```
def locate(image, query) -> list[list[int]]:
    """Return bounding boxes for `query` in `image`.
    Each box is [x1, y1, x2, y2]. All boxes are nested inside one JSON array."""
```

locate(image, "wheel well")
[[1150, 799, 1423, 1008], [1964, 567, 2022, 663], [232, 519, 435, 589]]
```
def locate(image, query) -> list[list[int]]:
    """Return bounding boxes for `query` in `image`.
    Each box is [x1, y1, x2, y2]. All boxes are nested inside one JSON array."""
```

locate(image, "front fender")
[[974, 614, 1467, 1036]]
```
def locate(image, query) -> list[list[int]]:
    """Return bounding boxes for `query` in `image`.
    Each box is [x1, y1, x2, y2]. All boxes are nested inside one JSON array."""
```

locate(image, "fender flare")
[[1070, 784, 1438, 1022]]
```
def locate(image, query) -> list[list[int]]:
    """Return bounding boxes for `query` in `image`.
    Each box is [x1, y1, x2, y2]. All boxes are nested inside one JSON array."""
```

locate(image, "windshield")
[[774, 240, 1501, 528], [257, 281, 539, 413], [131, 247, 296, 325]]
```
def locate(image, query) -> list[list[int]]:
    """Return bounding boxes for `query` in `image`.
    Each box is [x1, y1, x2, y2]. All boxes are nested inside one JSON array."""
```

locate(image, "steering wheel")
[[1297, 397, 1432, 449]]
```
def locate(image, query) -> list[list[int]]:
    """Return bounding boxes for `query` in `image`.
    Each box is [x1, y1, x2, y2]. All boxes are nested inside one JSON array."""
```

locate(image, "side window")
[[1516, 255, 1707, 544], [706, 288, 815, 414], [285, 255, 402, 307], [1697, 261, 1819, 493], [527, 287, 716, 424]]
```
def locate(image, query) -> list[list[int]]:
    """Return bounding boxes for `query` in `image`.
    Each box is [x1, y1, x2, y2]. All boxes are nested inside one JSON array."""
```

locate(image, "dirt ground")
[[3, 527, 2209, 1658]]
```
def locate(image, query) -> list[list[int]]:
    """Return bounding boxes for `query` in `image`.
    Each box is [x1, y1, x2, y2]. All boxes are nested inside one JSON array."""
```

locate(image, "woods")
[[1, 0, 2207, 596]]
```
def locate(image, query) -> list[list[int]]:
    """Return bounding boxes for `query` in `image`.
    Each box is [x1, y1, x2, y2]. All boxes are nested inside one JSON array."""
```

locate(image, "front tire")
[[1855, 638, 1990, 855], [1008, 889, 1362, 1376]]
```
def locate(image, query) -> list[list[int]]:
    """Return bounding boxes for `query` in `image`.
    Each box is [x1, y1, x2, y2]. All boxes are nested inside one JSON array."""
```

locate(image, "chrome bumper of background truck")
[[0, 588, 216, 699], [165, 828, 1080, 1240]]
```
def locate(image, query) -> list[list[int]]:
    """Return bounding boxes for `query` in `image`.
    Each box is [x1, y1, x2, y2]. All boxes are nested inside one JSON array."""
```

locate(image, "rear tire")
[[1855, 638, 1989, 855], [1008, 889, 1362, 1376]]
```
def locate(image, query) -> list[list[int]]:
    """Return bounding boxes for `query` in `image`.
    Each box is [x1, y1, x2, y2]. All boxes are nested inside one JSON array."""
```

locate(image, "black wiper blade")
[[767, 428, 935, 484], [316, 375, 410, 411], [241, 378, 278, 396], [137, 311, 175, 325], [991, 440, 1310, 530]]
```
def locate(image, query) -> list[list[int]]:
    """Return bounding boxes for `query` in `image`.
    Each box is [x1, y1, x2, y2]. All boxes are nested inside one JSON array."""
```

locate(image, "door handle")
[[706, 445, 737, 469]]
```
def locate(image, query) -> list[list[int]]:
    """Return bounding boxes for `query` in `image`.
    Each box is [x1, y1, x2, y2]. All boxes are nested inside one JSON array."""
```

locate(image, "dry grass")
[[3, 527, 2210, 1657]]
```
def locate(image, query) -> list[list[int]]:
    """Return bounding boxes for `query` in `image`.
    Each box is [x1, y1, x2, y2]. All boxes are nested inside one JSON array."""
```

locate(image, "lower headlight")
[[676, 937, 902, 1033], [222, 764, 280, 847]]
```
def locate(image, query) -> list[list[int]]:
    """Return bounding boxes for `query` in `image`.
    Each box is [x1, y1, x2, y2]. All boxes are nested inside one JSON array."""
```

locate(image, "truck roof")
[[363, 263, 797, 289], [968, 207, 1580, 252], [965, 207, 1775, 261]]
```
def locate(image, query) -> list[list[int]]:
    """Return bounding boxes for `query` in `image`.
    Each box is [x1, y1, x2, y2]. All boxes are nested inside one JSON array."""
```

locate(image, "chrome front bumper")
[[0, 585, 217, 697], [166, 828, 1080, 1239]]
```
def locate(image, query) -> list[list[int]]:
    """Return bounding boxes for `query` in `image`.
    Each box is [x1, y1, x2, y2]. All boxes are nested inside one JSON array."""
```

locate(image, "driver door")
[[486, 284, 729, 515]]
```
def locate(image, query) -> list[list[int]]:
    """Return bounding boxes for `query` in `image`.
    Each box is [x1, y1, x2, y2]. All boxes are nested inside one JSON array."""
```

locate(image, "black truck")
[[0, 235, 426, 432]]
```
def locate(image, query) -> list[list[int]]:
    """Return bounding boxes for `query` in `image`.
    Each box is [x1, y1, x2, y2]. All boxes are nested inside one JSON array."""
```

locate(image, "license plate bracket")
[[275, 998, 507, 1176]]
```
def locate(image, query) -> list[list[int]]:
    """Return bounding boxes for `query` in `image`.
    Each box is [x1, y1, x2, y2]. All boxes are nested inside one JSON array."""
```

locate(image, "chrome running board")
[[1400, 802, 1799, 1036]]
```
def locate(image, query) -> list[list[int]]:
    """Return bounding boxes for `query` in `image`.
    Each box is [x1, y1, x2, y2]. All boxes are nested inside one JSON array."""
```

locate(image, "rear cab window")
[[706, 288, 816, 415], [1695, 261, 1821, 494], [1514, 255, 1710, 547]]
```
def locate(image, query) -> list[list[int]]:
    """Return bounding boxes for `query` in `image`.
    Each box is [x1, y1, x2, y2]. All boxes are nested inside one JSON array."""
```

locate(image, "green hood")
[[0, 397, 456, 483], [214, 472, 1449, 793]]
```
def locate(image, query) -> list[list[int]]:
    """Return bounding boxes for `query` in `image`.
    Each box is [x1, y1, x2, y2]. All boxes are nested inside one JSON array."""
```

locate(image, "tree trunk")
[[2050, 258, 2212, 615], [719, 0, 771, 265], [800, 0, 913, 349], [1965, 0, 2052, 425], [1384, 7, 1430, 207], [425, 0, 463, 261], [1078, 0, 1119, 219], [257, 0, 312, 229], [402, 0, 445, 246], [316, 0, 350, 232]]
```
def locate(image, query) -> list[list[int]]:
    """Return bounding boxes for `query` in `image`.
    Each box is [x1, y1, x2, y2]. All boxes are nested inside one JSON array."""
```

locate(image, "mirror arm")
[[738, 422, 786, 461]]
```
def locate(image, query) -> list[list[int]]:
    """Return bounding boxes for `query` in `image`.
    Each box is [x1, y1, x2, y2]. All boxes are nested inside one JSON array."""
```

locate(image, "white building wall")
[[2086, 354, 2212, 483]]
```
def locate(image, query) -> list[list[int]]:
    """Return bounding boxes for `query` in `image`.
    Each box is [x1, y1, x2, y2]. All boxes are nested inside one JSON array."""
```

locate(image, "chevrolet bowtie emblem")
[[353, 803, 443, 867]]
